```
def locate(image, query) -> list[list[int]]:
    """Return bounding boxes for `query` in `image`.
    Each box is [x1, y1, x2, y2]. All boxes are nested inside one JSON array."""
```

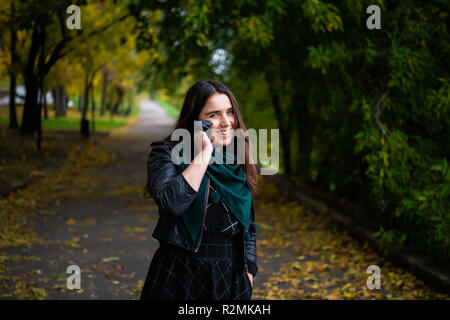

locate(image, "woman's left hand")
[[247, 272, 254, 288]]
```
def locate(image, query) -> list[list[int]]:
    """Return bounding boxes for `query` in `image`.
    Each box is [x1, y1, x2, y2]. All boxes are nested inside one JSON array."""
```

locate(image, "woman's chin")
[[213, 135, 233, 147], [223, 135, 234, 146]]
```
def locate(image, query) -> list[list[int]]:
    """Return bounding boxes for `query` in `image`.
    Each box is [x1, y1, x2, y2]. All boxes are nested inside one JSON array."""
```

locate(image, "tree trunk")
[[268, 83, 292, 176], [293, 92, 313, 181], [36, 86, 43, 151], [8, 2, 19, 130], [54, 85, 66, 117], [125, 94, 133, 116], [43, 89, 48, 119], [62, 86, 67, 116], [78, 94, 83, 112], [80, 73, 90, 137], [53, 86, 59, 117], [90, 81, 96, 132], [52, 89, 57, 111], [112, 86, 124, 116], [100, 70, 108, 117], [8, 77, 19, 129], [20, 76, 39, 136], [20, 23, 42, 136]]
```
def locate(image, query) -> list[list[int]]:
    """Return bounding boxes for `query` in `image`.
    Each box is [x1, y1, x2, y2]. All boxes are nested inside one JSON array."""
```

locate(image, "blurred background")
[[0, 0, 448, 300]]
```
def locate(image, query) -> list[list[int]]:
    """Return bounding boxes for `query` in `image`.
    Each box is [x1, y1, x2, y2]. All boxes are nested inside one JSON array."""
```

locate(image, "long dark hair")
[[143, 80, 258, 198]]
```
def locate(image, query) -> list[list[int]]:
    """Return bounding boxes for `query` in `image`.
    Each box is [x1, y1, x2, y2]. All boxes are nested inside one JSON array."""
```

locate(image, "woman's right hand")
[[194, 130, 214, 154], [183, 131, 215, 191]]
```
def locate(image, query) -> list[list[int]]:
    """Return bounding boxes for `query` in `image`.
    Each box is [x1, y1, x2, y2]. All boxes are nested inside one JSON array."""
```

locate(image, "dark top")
[[203, 183, 257, 276], [204, 184, 243, 236]]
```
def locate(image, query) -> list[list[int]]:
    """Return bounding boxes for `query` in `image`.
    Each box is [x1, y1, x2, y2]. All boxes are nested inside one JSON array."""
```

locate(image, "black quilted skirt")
[[140, 231, 253, 300]]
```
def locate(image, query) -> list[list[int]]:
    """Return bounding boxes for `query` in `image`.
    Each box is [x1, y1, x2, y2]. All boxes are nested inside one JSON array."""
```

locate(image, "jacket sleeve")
[[245, 203, 258, 278], [147, 142, 198, 218]]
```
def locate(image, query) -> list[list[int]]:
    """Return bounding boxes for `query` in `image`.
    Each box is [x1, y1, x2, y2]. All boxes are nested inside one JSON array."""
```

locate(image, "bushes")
[[355, 103, 449, 262]]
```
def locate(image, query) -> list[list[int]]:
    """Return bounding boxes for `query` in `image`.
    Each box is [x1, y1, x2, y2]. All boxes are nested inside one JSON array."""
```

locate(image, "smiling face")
[[198, 93, 236, 146]]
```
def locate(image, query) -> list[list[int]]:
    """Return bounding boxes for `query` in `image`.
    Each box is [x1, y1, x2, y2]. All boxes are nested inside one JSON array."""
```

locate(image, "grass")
[[0, 104, 139, 132], [0, 116, 127, 132], [153, 97, 180, 118]]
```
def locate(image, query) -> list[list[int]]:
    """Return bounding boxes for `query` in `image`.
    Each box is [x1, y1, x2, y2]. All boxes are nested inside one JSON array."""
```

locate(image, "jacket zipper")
[[195, 178, 210, 252], [194, 178, 249, 275]]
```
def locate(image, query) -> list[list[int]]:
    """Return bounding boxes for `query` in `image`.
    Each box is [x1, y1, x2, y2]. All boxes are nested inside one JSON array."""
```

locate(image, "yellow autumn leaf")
[[343, 291, 356, 298], [102, 256, 120, 263], [66, 218, 77, 225]]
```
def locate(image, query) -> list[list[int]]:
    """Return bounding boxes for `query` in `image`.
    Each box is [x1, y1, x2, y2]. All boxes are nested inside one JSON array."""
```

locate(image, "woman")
[[140, 80, 258, 300]]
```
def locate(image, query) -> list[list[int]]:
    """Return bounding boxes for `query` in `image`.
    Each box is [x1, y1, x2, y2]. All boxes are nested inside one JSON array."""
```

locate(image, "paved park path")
[[1, 100, 175, 299]]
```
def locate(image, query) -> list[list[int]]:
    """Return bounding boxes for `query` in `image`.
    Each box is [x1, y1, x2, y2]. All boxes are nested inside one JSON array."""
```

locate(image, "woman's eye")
[[209, 114, 217, 118]]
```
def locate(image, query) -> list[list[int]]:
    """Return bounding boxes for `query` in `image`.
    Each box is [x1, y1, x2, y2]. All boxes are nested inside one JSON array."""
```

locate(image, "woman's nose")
[[220, 114, 231, 127]]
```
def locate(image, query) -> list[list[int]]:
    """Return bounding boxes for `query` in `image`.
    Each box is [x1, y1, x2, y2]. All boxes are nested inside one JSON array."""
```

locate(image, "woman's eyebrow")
[[205, 110, 219, 116]]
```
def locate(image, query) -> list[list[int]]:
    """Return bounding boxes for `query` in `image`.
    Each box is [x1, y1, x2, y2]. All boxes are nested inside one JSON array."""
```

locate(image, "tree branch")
[[374, 89, 390, 139], [42, 12, 130, 77], [86, 13, 130, 38]]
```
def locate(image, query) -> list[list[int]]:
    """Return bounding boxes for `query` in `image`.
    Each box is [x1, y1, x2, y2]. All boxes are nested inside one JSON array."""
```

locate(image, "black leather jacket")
[[146, 141, 258, 276]]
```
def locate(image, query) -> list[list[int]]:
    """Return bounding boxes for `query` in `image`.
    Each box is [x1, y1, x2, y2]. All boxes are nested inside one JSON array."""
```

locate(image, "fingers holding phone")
[[194, 130, 214, 153]]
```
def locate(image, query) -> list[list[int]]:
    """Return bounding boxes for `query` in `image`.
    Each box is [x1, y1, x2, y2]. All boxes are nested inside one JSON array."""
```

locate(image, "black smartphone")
[[201, 120, 213, 139]]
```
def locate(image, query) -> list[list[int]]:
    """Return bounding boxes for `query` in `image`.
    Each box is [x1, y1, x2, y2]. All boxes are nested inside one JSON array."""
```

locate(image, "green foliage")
[[301, 0, 343, 33], [373, 227, 407, 254], [387, 45, 432, 94], [355, 98, 449, 261], [236, 15, 274, 47], [306, 42, 350, 75], [131, 0, 449, 264]]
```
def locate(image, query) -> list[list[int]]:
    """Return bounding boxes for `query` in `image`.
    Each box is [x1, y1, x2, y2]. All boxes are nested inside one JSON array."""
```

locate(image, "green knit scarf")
[[179, 149, 252, 243]]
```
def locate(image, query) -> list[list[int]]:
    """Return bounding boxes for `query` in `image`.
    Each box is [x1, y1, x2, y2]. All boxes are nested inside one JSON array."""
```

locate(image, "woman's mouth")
[[220, 130, 231, 137]]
